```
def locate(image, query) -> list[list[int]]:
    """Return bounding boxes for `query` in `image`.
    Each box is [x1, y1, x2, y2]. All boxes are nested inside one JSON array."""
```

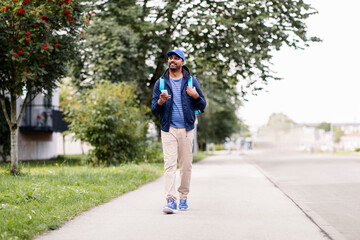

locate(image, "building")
[[18, 88, 68, 160]]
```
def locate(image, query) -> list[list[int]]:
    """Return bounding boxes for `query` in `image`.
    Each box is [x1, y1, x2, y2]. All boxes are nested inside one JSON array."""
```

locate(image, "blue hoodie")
[[151, 66, 207, 132]]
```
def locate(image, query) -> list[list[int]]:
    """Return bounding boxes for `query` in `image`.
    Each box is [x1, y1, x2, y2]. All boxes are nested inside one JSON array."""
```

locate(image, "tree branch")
[[154, 9, 166, 23], [16, 88, 32, 126], [0, 96, 11, 128]]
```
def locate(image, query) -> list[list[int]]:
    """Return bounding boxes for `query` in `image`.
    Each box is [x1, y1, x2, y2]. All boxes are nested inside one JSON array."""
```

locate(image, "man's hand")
[[186, 86, 199, 99], [158, 92, 171, 106]]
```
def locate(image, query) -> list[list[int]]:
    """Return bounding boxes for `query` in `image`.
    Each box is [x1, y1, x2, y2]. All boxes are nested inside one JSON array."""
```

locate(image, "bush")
[[214, 144, 225, 151], [66, 81, 151, 165], [355, 148, 360, 152], [143, 140, 163, 163]]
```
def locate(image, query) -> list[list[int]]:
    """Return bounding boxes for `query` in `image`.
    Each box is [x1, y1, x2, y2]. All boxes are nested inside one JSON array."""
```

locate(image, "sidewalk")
[[35, 153, 329, 240]]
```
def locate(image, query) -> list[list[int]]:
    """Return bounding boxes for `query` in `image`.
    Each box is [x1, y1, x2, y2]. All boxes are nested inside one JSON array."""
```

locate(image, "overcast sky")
[[240, 0, 360, 129]]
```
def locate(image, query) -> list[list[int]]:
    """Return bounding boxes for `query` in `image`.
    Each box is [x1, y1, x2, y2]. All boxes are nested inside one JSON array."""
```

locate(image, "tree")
[[66, 81, 151, 165], [317, 122, 331, 132], [68, 0, 150, 102], [68, 0, 319, 150], [71, 0, 319, 104], [263, 113, 296, 131], [197, 99, 242, 149], [0, 0, 90, 173], [333, 126, 343, 144], [258, 113, 297, 142]]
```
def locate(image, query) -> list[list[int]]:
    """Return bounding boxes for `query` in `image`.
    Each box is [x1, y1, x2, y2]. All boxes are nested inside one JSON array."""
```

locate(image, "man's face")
[[168, 54, 184, 70]]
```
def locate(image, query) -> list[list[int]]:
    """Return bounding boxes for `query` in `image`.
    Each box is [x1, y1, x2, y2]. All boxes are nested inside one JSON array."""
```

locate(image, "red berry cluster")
[[18, 8, 25, 15], [2, 5, 10, 12], [42, 43, 49, 50], [6, 0, 84, 64]]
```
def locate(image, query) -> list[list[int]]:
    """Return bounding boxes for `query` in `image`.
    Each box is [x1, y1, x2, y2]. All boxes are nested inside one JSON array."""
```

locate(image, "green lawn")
[[0, 156, 163, 240], [0, 152, 210, 240]]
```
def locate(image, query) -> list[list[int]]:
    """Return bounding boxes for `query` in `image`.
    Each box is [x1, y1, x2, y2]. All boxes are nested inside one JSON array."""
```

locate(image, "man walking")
[[151, 49, 206, 214]]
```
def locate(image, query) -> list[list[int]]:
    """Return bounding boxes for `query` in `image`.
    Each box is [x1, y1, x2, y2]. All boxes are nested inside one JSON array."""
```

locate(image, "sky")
[[240, 0, 360, 129]]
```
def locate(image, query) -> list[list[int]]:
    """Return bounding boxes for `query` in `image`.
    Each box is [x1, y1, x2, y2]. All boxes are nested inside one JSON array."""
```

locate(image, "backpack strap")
[[161, 75, 200, 115], [159, 77, 165, 91], [188, 75, 200, 115], [187, 75, 193, 88]]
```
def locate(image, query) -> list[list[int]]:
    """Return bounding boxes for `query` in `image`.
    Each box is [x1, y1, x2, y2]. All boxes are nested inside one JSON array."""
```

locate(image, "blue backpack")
[[159, 76, 199, 115]]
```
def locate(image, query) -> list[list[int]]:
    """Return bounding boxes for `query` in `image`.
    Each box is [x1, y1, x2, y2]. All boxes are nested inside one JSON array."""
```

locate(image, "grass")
[[0, 155, 163, 240], [0, 152, 211, 240], [193, 151, 212, 163]]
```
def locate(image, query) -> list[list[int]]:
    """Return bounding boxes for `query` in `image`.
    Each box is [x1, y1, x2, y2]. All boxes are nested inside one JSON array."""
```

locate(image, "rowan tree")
[[0, 0, 91, 173]]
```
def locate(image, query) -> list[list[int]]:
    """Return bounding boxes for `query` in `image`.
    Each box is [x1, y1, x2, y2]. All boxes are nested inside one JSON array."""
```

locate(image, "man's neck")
[[169, 68, 183, 79]]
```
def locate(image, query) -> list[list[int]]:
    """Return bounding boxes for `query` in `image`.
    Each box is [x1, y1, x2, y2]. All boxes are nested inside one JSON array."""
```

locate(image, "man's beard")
[[169, 62, 179, 70]]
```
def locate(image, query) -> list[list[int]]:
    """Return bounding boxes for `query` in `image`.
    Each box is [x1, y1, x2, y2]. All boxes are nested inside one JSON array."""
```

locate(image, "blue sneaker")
[[178, 199, 188, 211], [163, 198, 178, 214]]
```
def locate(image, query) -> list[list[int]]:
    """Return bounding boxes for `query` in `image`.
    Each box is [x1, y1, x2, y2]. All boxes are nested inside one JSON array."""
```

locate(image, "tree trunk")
[[5, 90, 30, 174], [81, 141, 84, 154], [10, 93, 18, 174], [63, 134, 66, 155], [10, 128, 18, 173]]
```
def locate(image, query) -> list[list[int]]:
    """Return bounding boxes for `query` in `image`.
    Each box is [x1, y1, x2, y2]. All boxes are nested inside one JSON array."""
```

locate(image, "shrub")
[[66, 81, 151, 165], [214, 144, 225, 151]]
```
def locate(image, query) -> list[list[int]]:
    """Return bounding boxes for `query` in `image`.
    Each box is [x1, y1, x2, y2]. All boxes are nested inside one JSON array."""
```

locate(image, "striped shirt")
[[169, 77, 185, 128]]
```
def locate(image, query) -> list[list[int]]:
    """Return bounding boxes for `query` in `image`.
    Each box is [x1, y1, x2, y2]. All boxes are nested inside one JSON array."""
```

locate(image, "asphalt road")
[[245, 149, 360, 240]]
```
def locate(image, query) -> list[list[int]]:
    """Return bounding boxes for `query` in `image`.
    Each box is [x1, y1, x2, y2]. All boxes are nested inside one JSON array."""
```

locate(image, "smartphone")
[[161, 90, 168, 96]]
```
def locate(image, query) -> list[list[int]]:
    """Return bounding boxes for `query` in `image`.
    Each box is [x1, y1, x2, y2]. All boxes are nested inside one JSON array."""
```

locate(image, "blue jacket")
[[151, 66, 207, 132]]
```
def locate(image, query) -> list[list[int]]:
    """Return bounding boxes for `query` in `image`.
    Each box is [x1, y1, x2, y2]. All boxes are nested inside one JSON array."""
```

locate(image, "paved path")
[[35, 153, 329, 240]]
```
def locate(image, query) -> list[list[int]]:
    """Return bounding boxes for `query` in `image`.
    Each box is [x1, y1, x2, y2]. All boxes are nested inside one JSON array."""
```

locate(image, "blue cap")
[[167, 49, 185, 61]]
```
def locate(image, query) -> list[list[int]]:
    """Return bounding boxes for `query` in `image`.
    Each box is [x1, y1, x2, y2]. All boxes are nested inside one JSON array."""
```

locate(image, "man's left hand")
[[186, 86, 199, 99]]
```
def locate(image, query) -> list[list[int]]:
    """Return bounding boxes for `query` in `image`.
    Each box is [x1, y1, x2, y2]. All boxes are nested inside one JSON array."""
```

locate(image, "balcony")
[[20, 104, 69, 133]]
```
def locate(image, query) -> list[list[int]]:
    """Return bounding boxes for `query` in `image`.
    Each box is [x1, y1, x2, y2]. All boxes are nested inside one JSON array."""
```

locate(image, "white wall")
[[57, 133, 92, 155], [17, 89, 59, 160], [18, 133, 57, 160]]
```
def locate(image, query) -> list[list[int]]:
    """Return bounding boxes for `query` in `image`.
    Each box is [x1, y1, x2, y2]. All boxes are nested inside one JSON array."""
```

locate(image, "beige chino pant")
[[161, 127, 194, 201]]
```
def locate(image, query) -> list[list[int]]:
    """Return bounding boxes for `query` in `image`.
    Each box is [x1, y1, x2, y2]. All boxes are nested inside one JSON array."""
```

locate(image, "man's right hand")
[[158, 93, 171, 106]]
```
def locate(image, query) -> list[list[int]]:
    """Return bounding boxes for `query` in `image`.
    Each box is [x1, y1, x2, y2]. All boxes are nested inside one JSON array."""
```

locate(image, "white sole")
[[162, 207, 178, 214], [179, 208, 188, 211]]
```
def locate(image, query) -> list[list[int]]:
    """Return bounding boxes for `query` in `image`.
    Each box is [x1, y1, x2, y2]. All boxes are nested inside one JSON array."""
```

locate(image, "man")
[[151, 49, 206, 214]]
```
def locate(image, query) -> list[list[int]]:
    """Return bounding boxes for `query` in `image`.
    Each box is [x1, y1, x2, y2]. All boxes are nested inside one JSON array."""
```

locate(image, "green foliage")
[[197, 99, 242, 146], [0, 157, 163, 240], [70, 0, 319, 148], [193, 151, 212, 163], [0, 0, 90, 96], [59, 79, 73, 109], [69, 15, 147, 97], [72, 0, 319, 104], [214, 144, 226, 151], [333, 126, 343, 144], [142, 140, 163, 163], [0, 0, 90, 172], [66, 81, 151, 165], [317, 122, 331, 132], [0, 97, 10, 162]]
